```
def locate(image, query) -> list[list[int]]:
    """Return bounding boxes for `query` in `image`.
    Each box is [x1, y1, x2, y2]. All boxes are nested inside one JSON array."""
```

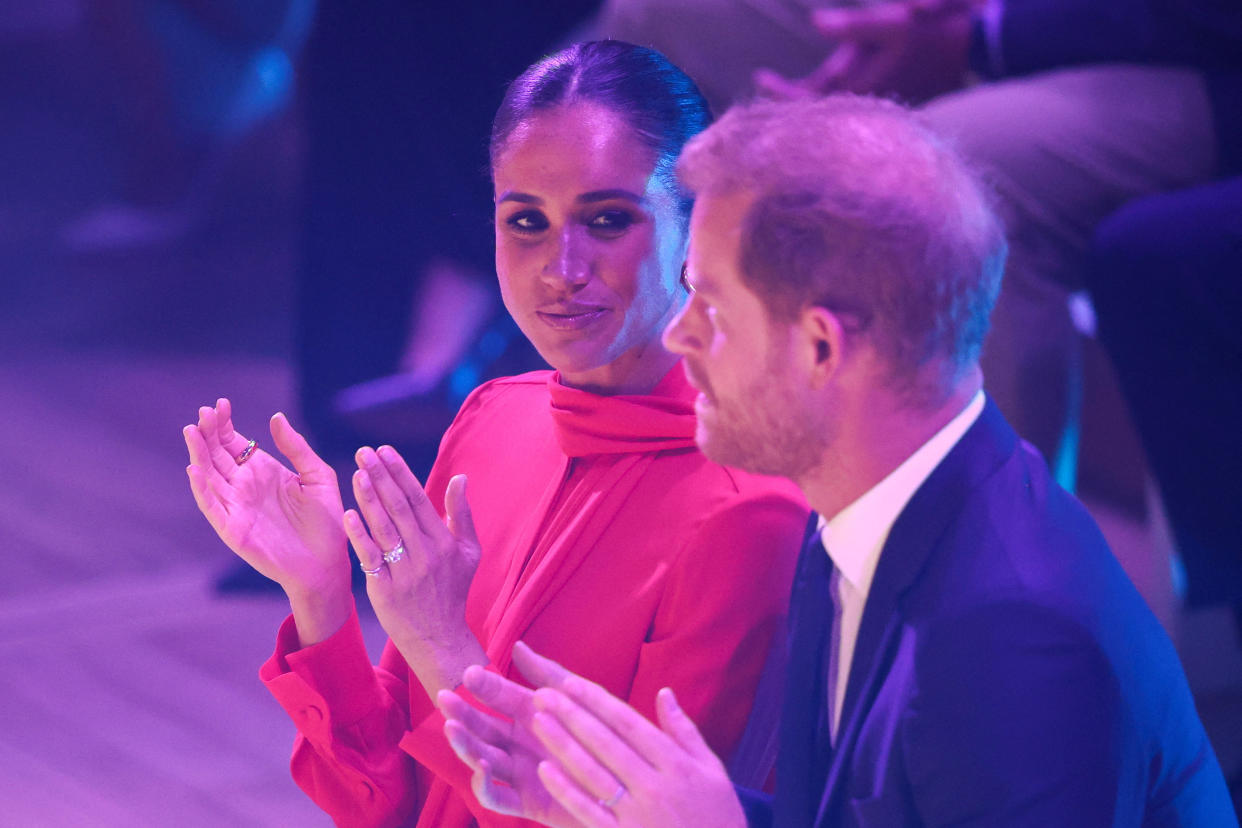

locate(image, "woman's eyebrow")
[[577, 189, 645, 205], [497, 191, 541, 205]]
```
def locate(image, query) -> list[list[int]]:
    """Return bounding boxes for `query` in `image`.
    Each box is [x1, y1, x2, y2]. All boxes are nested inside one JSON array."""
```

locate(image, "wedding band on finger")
[[360, 561, 384, 577], [383, 542, 406, 565], [235, 439, 258, 465], [599, 784, 626, 810]]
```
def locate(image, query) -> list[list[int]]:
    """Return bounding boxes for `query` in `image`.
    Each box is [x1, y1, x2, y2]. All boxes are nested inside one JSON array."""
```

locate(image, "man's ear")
[[799, 306, 848, 388]]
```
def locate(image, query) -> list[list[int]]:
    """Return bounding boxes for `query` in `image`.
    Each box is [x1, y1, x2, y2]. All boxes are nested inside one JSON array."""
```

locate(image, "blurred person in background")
[[64, 0, 313, 249], [1087, 176, 1242, 803], [295, 2, 601, 473], [598, 0, 1242, 495]]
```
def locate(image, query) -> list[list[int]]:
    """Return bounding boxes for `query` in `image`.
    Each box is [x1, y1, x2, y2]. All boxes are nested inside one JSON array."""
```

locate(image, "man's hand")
[[754, 0, 977, 105], [442, 642, 747, 828], [439, 663, 584, 828]]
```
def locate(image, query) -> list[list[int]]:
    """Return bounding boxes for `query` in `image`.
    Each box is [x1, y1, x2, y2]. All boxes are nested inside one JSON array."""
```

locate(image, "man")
[[436, 96, 1236, 826]]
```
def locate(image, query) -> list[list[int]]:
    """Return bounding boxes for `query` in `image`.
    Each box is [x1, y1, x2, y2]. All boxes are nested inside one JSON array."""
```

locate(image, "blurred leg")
[[596, 0, 849, 112], [919, 65, 1216, 478], [295, 1, 598, 458], [87, 0, 198, 205], [1087, 177, 1242, 610]]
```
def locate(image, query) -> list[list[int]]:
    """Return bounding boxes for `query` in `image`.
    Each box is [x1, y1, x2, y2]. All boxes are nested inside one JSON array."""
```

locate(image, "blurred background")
[[0, 1, 1237, 824]]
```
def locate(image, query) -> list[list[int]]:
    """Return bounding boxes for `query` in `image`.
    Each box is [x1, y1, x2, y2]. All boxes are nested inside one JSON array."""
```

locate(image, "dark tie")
[[822, 560, 843, 748], [774, 529, 838, 828], [811, 533, 843, 763]]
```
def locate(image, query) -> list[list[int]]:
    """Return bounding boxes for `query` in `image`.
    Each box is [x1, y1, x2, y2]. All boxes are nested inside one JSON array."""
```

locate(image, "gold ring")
[[360, 562, 384, 577], [600, 784, 626, 810], [235, 439, 258, 465]]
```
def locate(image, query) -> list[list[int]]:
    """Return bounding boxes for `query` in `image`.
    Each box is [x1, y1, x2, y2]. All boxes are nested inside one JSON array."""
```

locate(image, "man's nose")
[[663, 295, 700, 355]]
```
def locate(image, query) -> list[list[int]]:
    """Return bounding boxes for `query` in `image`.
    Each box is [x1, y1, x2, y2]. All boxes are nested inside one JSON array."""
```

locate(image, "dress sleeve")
[[260, 605, 421, 828], [390, 487, 805, 827], [629, 489, 807, 762]]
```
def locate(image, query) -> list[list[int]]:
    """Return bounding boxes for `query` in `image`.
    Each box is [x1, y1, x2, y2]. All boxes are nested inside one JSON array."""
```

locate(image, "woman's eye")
[[588, 210, 636, 234], [506, 211, 548, 233]]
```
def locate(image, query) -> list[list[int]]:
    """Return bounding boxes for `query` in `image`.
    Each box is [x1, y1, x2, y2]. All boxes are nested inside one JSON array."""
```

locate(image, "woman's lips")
[[536, 308, 609, 331]]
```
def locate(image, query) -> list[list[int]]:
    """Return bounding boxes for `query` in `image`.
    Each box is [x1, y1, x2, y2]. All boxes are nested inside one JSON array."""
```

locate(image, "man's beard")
[[696, 353, 830, 482]]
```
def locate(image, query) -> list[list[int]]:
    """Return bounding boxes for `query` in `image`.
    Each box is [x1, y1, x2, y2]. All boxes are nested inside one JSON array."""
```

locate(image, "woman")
[[185, 41, 807, 828]]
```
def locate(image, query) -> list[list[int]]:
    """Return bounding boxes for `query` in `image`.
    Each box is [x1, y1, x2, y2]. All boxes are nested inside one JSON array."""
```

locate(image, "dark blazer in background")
[[740, 401, 1235, 826]]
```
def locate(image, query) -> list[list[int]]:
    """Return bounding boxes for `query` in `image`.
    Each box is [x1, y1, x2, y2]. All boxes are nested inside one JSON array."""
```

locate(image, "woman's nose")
[[542, 228, 590, 289]]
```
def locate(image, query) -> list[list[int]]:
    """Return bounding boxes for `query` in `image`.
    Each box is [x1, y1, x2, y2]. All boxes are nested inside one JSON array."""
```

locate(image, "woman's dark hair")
[[490, 40, 713, 219]]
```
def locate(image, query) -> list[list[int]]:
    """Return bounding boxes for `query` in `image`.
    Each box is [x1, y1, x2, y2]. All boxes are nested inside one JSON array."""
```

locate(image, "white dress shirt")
[[821, 391, 985, 741]]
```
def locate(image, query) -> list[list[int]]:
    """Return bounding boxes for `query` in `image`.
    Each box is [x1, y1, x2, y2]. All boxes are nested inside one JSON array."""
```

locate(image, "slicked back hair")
[[491, 40, 713, 223]]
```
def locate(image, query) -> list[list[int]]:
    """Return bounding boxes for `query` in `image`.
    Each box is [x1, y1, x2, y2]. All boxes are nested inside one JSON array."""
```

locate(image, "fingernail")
[[377, 445, 398, 462], [532, 688, 559, 711]]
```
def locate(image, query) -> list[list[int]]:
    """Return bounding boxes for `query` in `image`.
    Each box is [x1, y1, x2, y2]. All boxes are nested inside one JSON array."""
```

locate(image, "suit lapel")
[[814, 401, 1017, 825]]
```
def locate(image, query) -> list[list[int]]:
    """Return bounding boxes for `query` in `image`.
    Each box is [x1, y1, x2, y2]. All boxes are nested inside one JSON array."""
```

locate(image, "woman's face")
[[493, 102, 687, 394]]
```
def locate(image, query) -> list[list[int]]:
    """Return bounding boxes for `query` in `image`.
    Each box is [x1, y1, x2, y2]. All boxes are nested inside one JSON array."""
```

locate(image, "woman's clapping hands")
[[345, 445, 487, 697], [184, 401, 486, 684], [184, 399, 352, 643]]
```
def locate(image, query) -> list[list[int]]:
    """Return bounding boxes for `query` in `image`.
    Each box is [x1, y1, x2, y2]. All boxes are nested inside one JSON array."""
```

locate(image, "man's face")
[[663, 190, 830, 480]]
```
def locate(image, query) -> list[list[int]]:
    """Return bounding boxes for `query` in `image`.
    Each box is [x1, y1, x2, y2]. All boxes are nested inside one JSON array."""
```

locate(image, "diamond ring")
[[383, 542, 406, 564]]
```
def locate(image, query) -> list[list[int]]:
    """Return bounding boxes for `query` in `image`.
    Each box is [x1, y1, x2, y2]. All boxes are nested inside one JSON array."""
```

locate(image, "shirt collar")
[[819, 391, 985, 594]]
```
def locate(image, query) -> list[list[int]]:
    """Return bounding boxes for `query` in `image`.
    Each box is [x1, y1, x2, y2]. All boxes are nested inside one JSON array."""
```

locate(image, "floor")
[[0, 15, 377, 825], [0, 9, 1237, 826]]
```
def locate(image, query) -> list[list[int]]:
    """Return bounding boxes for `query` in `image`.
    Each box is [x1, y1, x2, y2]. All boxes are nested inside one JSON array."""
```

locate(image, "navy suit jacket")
[[739, 401, 1235, 826]]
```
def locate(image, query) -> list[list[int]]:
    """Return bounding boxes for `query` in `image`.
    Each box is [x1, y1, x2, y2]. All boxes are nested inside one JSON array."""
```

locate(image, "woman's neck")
[[557, 345, 681, 396]]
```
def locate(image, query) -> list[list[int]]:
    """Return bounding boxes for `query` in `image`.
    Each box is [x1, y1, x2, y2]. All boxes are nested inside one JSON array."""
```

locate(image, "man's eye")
[[588, 210, 636, 234], [507, 211, 548, 233]]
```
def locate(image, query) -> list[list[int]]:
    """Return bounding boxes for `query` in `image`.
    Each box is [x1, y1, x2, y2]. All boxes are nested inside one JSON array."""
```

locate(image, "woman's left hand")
[[345, 445, 487, 696]]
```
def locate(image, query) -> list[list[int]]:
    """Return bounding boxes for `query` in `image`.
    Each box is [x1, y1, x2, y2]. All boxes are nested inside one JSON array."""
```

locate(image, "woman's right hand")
[[184, 398, 350, 609]]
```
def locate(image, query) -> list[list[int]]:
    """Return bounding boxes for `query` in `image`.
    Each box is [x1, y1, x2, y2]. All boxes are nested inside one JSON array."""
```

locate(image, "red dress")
[[260, 365, 808, 827]]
